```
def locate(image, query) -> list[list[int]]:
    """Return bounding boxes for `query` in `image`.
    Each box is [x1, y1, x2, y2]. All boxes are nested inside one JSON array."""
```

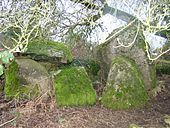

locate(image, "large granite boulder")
[[54, 67, 96, 107], [94, 24, 156, 91], [101, 56, 149, 110], [4, 58, 53, 100]]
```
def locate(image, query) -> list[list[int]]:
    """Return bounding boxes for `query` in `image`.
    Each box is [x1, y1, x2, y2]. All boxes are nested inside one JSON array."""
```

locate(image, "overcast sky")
[[89, 0, 168, 50], [89, 0, 147, 43], [0, 0, 168, 51]]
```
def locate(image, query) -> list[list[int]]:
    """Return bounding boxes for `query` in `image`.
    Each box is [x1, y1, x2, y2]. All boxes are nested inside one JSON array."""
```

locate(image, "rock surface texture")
[[94, 23, 156, 91], [101, 56, 148, 110], [54, 67, 96, 106], [5, 58, 53, 100]]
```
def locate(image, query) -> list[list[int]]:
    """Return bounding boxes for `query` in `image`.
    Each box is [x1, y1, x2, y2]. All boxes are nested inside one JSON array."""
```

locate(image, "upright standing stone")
[[94, 23, 156, 91], [101, 56, 148, 110]]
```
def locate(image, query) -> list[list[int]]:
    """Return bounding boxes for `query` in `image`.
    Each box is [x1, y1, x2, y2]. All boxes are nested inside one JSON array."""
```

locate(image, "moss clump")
[[27, 39, 73, 62], [70, 59, 100, 76], [60, 59, 100, 82], [101, 56, 148, 110], [4, 61, 20, 98], [54, 67, 96, 107], [4, 61, 39, 99]]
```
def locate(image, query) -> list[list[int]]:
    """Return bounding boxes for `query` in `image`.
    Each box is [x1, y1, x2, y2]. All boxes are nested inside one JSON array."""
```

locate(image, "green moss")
[[54, 67, 96, 107], [70, 59, 100, 76], [4, 61, 20, 98], [19, 84, 40, 99], [101, 56, 148, 110], [4, 61, 39, 99], [27, 39, 73, 62], [60, 59, 100, 82]]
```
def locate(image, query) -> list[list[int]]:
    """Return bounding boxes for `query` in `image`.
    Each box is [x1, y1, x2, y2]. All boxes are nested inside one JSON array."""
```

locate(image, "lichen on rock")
[[101, 56, 149, 110], [54, 67, 96, 107]]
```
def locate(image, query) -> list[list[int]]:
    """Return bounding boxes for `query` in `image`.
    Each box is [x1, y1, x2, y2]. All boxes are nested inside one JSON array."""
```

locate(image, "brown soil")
[[0, 75, 170, 128]]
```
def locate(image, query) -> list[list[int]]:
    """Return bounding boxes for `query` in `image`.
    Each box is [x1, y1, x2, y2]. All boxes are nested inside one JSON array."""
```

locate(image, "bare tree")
[[69, 0, 170, 60], [0, 0, 169, 60], [0, 0, 56, 52]]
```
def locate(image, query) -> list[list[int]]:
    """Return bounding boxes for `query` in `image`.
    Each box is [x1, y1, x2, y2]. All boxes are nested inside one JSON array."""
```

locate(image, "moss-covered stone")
[[101, 56, 149, 110], [39, 62, 57, 72], [4, 59, 54, 99], [59, 59, 100, 82], [70, 59, 100, 76], [94, 23, 157, 91], [54, 67, 96, 107], [26, 39, 73, 62], [4, 61, 40, 99], [4, 61, 20, 98]]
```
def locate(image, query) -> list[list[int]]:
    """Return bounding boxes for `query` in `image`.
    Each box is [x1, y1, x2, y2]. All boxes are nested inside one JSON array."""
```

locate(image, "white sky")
[[144, 31, 168, 51], [89, 0, 168, 50], [0, 0, 168, 50], [89, 0, 147, 44], [89, 14, 126, 43]]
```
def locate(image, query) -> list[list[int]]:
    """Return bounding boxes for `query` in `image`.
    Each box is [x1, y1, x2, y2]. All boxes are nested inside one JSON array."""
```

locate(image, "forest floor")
[[0, 75, 170, 128]]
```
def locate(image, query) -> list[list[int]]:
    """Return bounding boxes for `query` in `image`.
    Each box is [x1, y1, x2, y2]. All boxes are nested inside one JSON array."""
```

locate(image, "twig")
[[0, 116, 17, 127], [147, 48, 170, 61], [113, 20, 140, 48], [102, 18, 137, 45]]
